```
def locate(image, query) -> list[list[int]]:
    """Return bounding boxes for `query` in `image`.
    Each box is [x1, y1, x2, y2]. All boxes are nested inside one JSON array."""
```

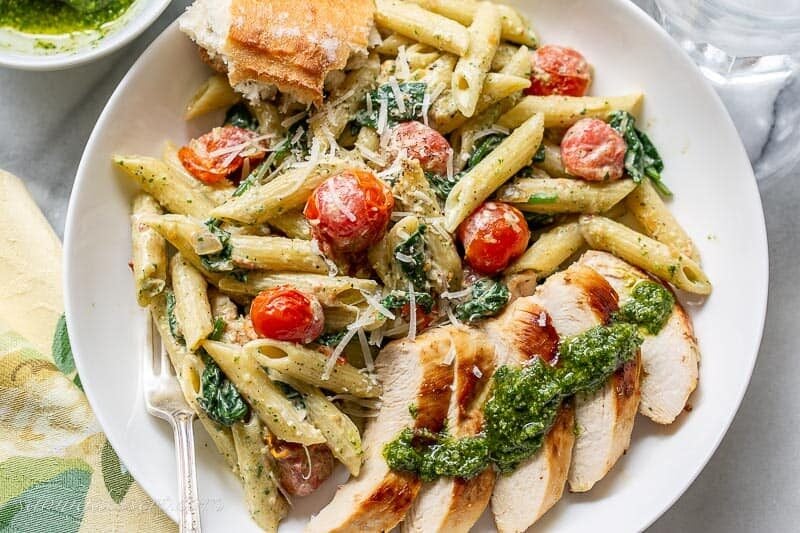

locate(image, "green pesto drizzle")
[[383, 323, 643, 479], [614, 280, 674, 335], [0, 0, 135, 35]]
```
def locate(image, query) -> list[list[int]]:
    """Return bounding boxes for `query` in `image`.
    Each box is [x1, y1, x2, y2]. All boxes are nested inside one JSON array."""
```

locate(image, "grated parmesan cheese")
[[376, 96, 389, 134], [281, 111, 307, 129], [395, 252, 414, 264], [421, 91, 431, 126], [388, 77, 406, 115], [538, 312, 547, 327], [357, 327, 374, 372], [446, 149, 454, 182], [441, 287, 472, 300], [472, 365, 483, 378], [365, 92, 373, 116], [396, 45, 411, 79], [442, 340, 456, 365], [360, 290, 396, 320]]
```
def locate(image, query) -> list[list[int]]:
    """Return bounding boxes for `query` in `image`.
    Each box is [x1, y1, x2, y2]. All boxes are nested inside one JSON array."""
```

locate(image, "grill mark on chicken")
[[564, 264, 619, 323]]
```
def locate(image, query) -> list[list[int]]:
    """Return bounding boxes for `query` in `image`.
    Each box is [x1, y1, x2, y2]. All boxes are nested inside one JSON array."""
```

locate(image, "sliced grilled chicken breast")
[[305, 326, 459, 533], [548, 262, 641, 493], [402, 328, 496, 533], [486, 265, 613, 532], [579, 250, 699, 424]]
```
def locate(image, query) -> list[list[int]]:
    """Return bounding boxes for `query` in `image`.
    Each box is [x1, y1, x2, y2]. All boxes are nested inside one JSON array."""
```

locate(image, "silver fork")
[[142, 313, 202, 533]]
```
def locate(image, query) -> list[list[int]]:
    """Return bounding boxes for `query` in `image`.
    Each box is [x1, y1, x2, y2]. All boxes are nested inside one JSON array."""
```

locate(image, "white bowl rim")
[[0, 0, 172, 71], [63, 0, 770, 529]]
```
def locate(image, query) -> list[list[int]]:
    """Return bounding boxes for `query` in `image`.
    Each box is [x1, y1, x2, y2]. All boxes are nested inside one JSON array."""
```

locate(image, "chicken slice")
[[547, 262, 641, 493], [402, 328, 496, 533], [579, 250, 699, 424], [305, 326, 461, 533], [486, 265, 612, 532]]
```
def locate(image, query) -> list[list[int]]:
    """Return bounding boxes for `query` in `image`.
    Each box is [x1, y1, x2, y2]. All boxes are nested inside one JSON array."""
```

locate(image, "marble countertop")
[[1, 1, 797, 531]]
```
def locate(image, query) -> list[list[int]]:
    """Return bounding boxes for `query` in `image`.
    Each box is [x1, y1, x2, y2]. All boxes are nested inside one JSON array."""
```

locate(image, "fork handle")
[[171, 412, 202, 533]]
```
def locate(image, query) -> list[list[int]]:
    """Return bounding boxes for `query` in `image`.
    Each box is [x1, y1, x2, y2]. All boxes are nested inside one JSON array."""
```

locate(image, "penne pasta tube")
[[496, 177, 638, 214], [210, 159, 363, 225], [185, 73, 240, 120], [452, 2, 502, 117], [170, 254, 215, 350], [498, 93, 645, 130], [444, 112, 545, 232], [271, 372, 364, 477], [375, 0, 470, 56], [138, 214, 223, 283], [407, 0, 537, 46], [202, 340, 326, 445], [231, 416, 289, 532], [131, 194, 167, 306], [533, 140, 571, 179], [625, 179, 701, 261], [218, 272, 378, 307], [247, 339, 381, 398], [114, 155, 217, 218], [161, 142, 236, 206], [150, 295, 239, 472], [267, 210, 312, 240], [431, 73, 530, 133], [491, 43, 522, 72], [375, 33, 415, 56], [498, 44, 532, 78], [230, 235, 328, 273], [405, 43, 441, 71], [391, 159, 442, 218], [503, 221, 585, 297], [579, 215, 712, 295]]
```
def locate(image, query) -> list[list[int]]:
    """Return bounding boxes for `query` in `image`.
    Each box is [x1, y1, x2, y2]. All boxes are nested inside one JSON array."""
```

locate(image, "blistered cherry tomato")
[[178, 126, 265, 184], [250, 286, 324, 344], [385, 121, 453, 175], [560, 118, 627, 181], [527, 45, 592, 97], [457, 202, 530, 276], [303, 169, 394, 254]]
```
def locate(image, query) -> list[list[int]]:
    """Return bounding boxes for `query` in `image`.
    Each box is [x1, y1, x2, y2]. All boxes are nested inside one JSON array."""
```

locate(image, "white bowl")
[[64, 0, 769, 531], [0, 0, 171, 70]]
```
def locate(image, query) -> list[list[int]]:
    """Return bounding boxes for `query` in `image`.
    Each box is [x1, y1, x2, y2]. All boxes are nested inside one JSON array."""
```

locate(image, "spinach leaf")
[[395, 224, 429, 292], [197, 351, 249, 426], [380, 290, 435, 314], [454, 279, 510, 323], [274, 381, 306, 411], [425, 171, 461, 200], [607, 110, 672, 196], [232, 158, 271, 197], [224, 103, 259, 131], [317, 330, 347, 347], [209, 318, 225, 341], [532, 144, 546, 163], [523, 212, 555, 229], [199, 219, 234, 272], [467, 134, 506, 170], [355, 82, 427, 128], [165, 290, 184, 344]]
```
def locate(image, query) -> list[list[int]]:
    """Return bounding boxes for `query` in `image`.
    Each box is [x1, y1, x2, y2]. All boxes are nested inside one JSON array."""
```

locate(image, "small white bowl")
[[0, 0, 171, 71]]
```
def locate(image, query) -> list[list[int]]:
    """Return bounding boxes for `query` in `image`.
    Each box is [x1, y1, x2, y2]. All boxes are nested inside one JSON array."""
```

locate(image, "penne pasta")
[[230, 235, 328, 273], [407, 0, 537, 46], [267, 209, 313, 240], [231, 416, 289, 532], [138, 214, 223, 283], [405, 43, 441, 71], [431, 72, 530, 133], [210, 159, 365, 225], [496, 177, 638, 214], [375, 0, 470, 56], [503, 220, 585, 297], [375, 33, 415, 56], [309, 53, 380, 143], [444, 112, 545, 232], [625, 179, 701, 261], [498, 44, 532, 78], [218, 272, 377, 307], [491, 43, 522, 72], [131, 194, 167, 306], [452, 2, 502, 117], [533, 140, 571, 179], [391, 159, 442, 218], [579, 215, 712, 295], [271, 372, 364, 477], [114, 155, 217, 218], [161, 142, 236, 206], [247, 339, 382, 398], [170, 254, 214, 350], [202, 340, 327, 445], [150, 295, 239, 472], [498, 93, 645, 130], [185, 73, 240, 120]]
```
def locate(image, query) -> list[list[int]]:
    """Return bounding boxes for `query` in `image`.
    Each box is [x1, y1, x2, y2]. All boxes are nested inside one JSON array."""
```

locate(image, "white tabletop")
[[0, 2, 797, 531]]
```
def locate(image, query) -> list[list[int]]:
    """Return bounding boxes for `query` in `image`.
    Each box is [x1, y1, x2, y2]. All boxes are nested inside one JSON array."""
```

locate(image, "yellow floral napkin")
[[0, 171, 175, 532]]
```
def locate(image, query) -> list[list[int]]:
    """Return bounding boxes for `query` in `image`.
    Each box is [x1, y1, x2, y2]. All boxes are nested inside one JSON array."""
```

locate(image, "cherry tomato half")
[[560, 118, 627, 181], [178, 126, 265, 184], [527, 45, 592, 97], [385, 121, 453, 175], [250, 286, 325, 344], [457, 202, 530, 276], [303, 169, 394, 254]]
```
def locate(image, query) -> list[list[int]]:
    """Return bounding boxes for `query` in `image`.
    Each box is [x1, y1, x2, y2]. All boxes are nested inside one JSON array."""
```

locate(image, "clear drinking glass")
[[652, 0, 800, 181]]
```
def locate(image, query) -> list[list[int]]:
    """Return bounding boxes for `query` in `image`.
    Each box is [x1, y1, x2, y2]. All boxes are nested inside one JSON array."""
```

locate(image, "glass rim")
[[655, 0, 800, 31]]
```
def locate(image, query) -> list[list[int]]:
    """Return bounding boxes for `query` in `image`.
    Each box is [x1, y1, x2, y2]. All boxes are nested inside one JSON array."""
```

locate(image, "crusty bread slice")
[[180, 0, 376, 105]]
